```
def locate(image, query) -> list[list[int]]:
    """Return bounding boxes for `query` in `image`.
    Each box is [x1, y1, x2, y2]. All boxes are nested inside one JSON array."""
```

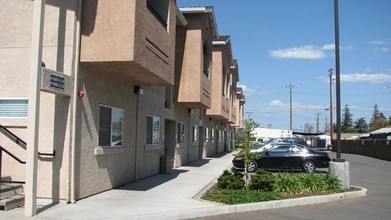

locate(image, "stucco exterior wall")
[[0, 0, 77, 200]]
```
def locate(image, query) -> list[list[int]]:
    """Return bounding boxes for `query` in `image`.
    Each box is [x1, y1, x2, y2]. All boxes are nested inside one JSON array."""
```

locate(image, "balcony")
[[80, 0, 176, 86], [176, 7, 217, 109]]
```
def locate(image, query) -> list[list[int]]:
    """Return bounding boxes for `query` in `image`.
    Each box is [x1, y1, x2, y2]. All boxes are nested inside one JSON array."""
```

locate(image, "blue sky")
[[178, 0, 391, 131]]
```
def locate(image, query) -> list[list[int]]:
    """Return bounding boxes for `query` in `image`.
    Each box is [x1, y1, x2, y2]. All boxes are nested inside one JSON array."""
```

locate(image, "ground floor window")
[[177, 122, 185, 144], [0, 99, 28, 118], [147, 115, 160, 145], [192, 125, 198, 143], [205, 127, 209, 142], [98, 105, 123, 147], [211, 128, 214, 142]]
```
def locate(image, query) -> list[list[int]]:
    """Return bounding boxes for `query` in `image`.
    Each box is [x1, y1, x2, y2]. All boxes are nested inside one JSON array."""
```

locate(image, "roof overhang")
[[179, 6, 218, 39]]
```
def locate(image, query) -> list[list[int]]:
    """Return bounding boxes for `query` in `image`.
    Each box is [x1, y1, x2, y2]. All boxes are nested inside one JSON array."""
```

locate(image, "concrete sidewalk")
[[0, 151, 367, 220], [0, 152, 234, 220]]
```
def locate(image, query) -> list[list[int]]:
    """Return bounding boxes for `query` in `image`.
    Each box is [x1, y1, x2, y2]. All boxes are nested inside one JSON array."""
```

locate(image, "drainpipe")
[[187, 109, 191, 163], [70, 0, 83, 204], [25, 0, 45, 217]]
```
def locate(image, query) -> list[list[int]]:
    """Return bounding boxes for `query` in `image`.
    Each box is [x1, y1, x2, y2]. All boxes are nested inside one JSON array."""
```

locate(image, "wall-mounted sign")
[[41, 68, 72, 96]]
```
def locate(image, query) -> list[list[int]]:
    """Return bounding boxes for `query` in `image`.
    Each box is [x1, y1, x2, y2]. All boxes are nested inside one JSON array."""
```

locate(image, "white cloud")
[[269, 45, 326, 60], [321, 44, 335, 50], [379, 47, 390, 52], [340, 73, 391, 84], [237, 83, 267, 96], [268, 100, 285, 108], [370, 40, 387, 45], [318, 72, 391, 84]]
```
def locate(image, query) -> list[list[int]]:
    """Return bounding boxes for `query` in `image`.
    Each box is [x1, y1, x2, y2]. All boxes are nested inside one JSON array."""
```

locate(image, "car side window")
[[290, 146, 303, 154], [270, 145, 290, 153]]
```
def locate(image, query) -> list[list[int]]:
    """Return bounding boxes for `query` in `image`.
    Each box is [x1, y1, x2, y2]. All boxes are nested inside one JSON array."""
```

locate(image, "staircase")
[[0, 177, 24, 211]]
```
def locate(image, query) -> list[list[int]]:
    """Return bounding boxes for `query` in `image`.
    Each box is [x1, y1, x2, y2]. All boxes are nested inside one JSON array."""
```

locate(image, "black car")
[[233, 144, 330, 173]]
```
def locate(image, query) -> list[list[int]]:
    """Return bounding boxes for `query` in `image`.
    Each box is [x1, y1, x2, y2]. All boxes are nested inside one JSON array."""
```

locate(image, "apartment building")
[[0, 0, 245, 215]]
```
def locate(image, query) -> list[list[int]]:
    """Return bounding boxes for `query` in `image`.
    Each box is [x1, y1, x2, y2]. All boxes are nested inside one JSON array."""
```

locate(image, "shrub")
[[273, 173, 302, 194], [217, 170, 245, 190], [323, 174, 341, 191], [248, 170, 275, 191], [297, 173, 326, 192]]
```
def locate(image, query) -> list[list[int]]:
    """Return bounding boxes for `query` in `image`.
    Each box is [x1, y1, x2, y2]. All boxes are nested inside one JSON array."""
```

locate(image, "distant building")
[[252, 128, 292, 142]]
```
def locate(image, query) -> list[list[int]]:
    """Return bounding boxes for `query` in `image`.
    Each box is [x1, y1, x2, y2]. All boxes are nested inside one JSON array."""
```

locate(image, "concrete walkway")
[[0, 151, 366, 220]]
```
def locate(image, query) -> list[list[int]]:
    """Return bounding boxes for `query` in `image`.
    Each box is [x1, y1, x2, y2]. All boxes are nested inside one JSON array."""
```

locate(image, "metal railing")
[[0, 123, 55, 185]]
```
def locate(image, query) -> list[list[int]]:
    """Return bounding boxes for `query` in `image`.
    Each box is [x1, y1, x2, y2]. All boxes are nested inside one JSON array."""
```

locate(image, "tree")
[[370, 104, 388, 131], [235, 119, 260, 148], [354, 118, 369, 133], [303, 123, 314, 133], [341, 104, 353, 132], [234, 119, 260, 182]]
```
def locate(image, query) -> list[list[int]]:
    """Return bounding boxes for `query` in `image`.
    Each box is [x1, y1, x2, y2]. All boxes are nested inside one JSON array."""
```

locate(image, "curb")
[[143, 186, 367, 220]]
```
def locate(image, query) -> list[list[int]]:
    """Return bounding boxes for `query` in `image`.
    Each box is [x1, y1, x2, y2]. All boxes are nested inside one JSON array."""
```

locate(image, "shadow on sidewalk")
[[118, 169, 188, 191]]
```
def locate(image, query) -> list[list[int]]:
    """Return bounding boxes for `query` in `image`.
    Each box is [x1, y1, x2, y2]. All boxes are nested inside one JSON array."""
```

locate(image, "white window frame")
[[177, 122, 185, 144], [205, 127, 209, 142], [0, 98, 28, 118], [146, 115, 160, 145], [192, 125, 198, 143], [98, 105, 124, 147]]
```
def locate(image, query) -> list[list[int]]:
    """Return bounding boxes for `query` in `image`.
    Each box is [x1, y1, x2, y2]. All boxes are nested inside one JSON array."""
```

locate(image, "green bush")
[[273, 172, 341, 194], [248, 170, 275, 191], [323, 174, 341, 191], [217, 170, 245, 190], [273, 172, 302, 194], [202, 189, 282, 205]]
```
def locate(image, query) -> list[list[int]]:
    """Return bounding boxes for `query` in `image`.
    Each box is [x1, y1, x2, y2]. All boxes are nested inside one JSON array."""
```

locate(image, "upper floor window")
[[203, 43, 210, 77], [0, 99, 28, 118], [147, 0, 169, 29], [99, 105, 124, 147], [146, 115, 160, 145]]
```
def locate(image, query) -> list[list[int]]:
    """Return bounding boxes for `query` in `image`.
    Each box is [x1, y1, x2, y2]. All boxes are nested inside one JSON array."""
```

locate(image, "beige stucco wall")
[[76, 65, 137, 199], [0, 0, 77, 200], [176, 13, 212, 108], [81, 0, 176, 86]]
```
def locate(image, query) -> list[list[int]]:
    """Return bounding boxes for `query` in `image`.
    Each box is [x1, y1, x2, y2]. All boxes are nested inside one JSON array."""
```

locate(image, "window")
[[177, 122, 185, 144], [270, 145, 290, 153], [147, 0, 169, 28], [205, 127, 209, 142], [203, 43, 210, 76], [211, 129, 214, 142], [192, 125, 198, 143], [0, 99, 28, 118], [98, 105, 123, 147], [147, 115, 160, 145]]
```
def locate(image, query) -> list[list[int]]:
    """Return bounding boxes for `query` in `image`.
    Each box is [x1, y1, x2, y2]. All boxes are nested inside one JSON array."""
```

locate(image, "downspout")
[[70, 0, 83, 204], [187, 109, 191, 163]]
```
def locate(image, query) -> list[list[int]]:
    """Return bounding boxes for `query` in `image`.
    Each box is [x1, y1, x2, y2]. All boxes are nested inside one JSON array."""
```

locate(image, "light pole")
[[286, 83, 298, 131], [334, 0, 344, 162], [328, 68, 334, 146]]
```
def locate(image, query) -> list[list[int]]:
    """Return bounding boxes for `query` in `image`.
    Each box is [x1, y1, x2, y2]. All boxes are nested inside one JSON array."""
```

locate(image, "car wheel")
[[302, 161, 316, 173], [247, 161, 258, 172]]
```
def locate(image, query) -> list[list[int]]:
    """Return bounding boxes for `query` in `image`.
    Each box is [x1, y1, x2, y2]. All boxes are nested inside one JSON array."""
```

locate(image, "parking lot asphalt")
[[0, 151, 368, 220]]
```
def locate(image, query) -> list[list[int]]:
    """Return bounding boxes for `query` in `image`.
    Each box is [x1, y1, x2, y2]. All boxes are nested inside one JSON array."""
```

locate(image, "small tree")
[[370, 104, 389, 131], [341, 104, 353, 132], [304, 123, 314, 133], [354, 118, 369, 133], [234, 119, 260, 182]]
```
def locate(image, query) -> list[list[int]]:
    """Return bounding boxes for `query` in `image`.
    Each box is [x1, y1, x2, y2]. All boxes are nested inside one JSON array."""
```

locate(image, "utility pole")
[[286, 83, 298, 131], [315, 112, 322, 133]]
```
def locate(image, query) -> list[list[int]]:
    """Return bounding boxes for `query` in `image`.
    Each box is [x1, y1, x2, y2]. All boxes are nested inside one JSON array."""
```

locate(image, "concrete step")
[[1, 183, 24, 199], [0, 194, 24, 211]]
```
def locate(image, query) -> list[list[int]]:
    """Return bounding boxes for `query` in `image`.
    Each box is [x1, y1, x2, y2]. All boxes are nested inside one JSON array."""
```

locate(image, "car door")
[[261, 145, 291, 169], [288, 145, 305, 169]]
